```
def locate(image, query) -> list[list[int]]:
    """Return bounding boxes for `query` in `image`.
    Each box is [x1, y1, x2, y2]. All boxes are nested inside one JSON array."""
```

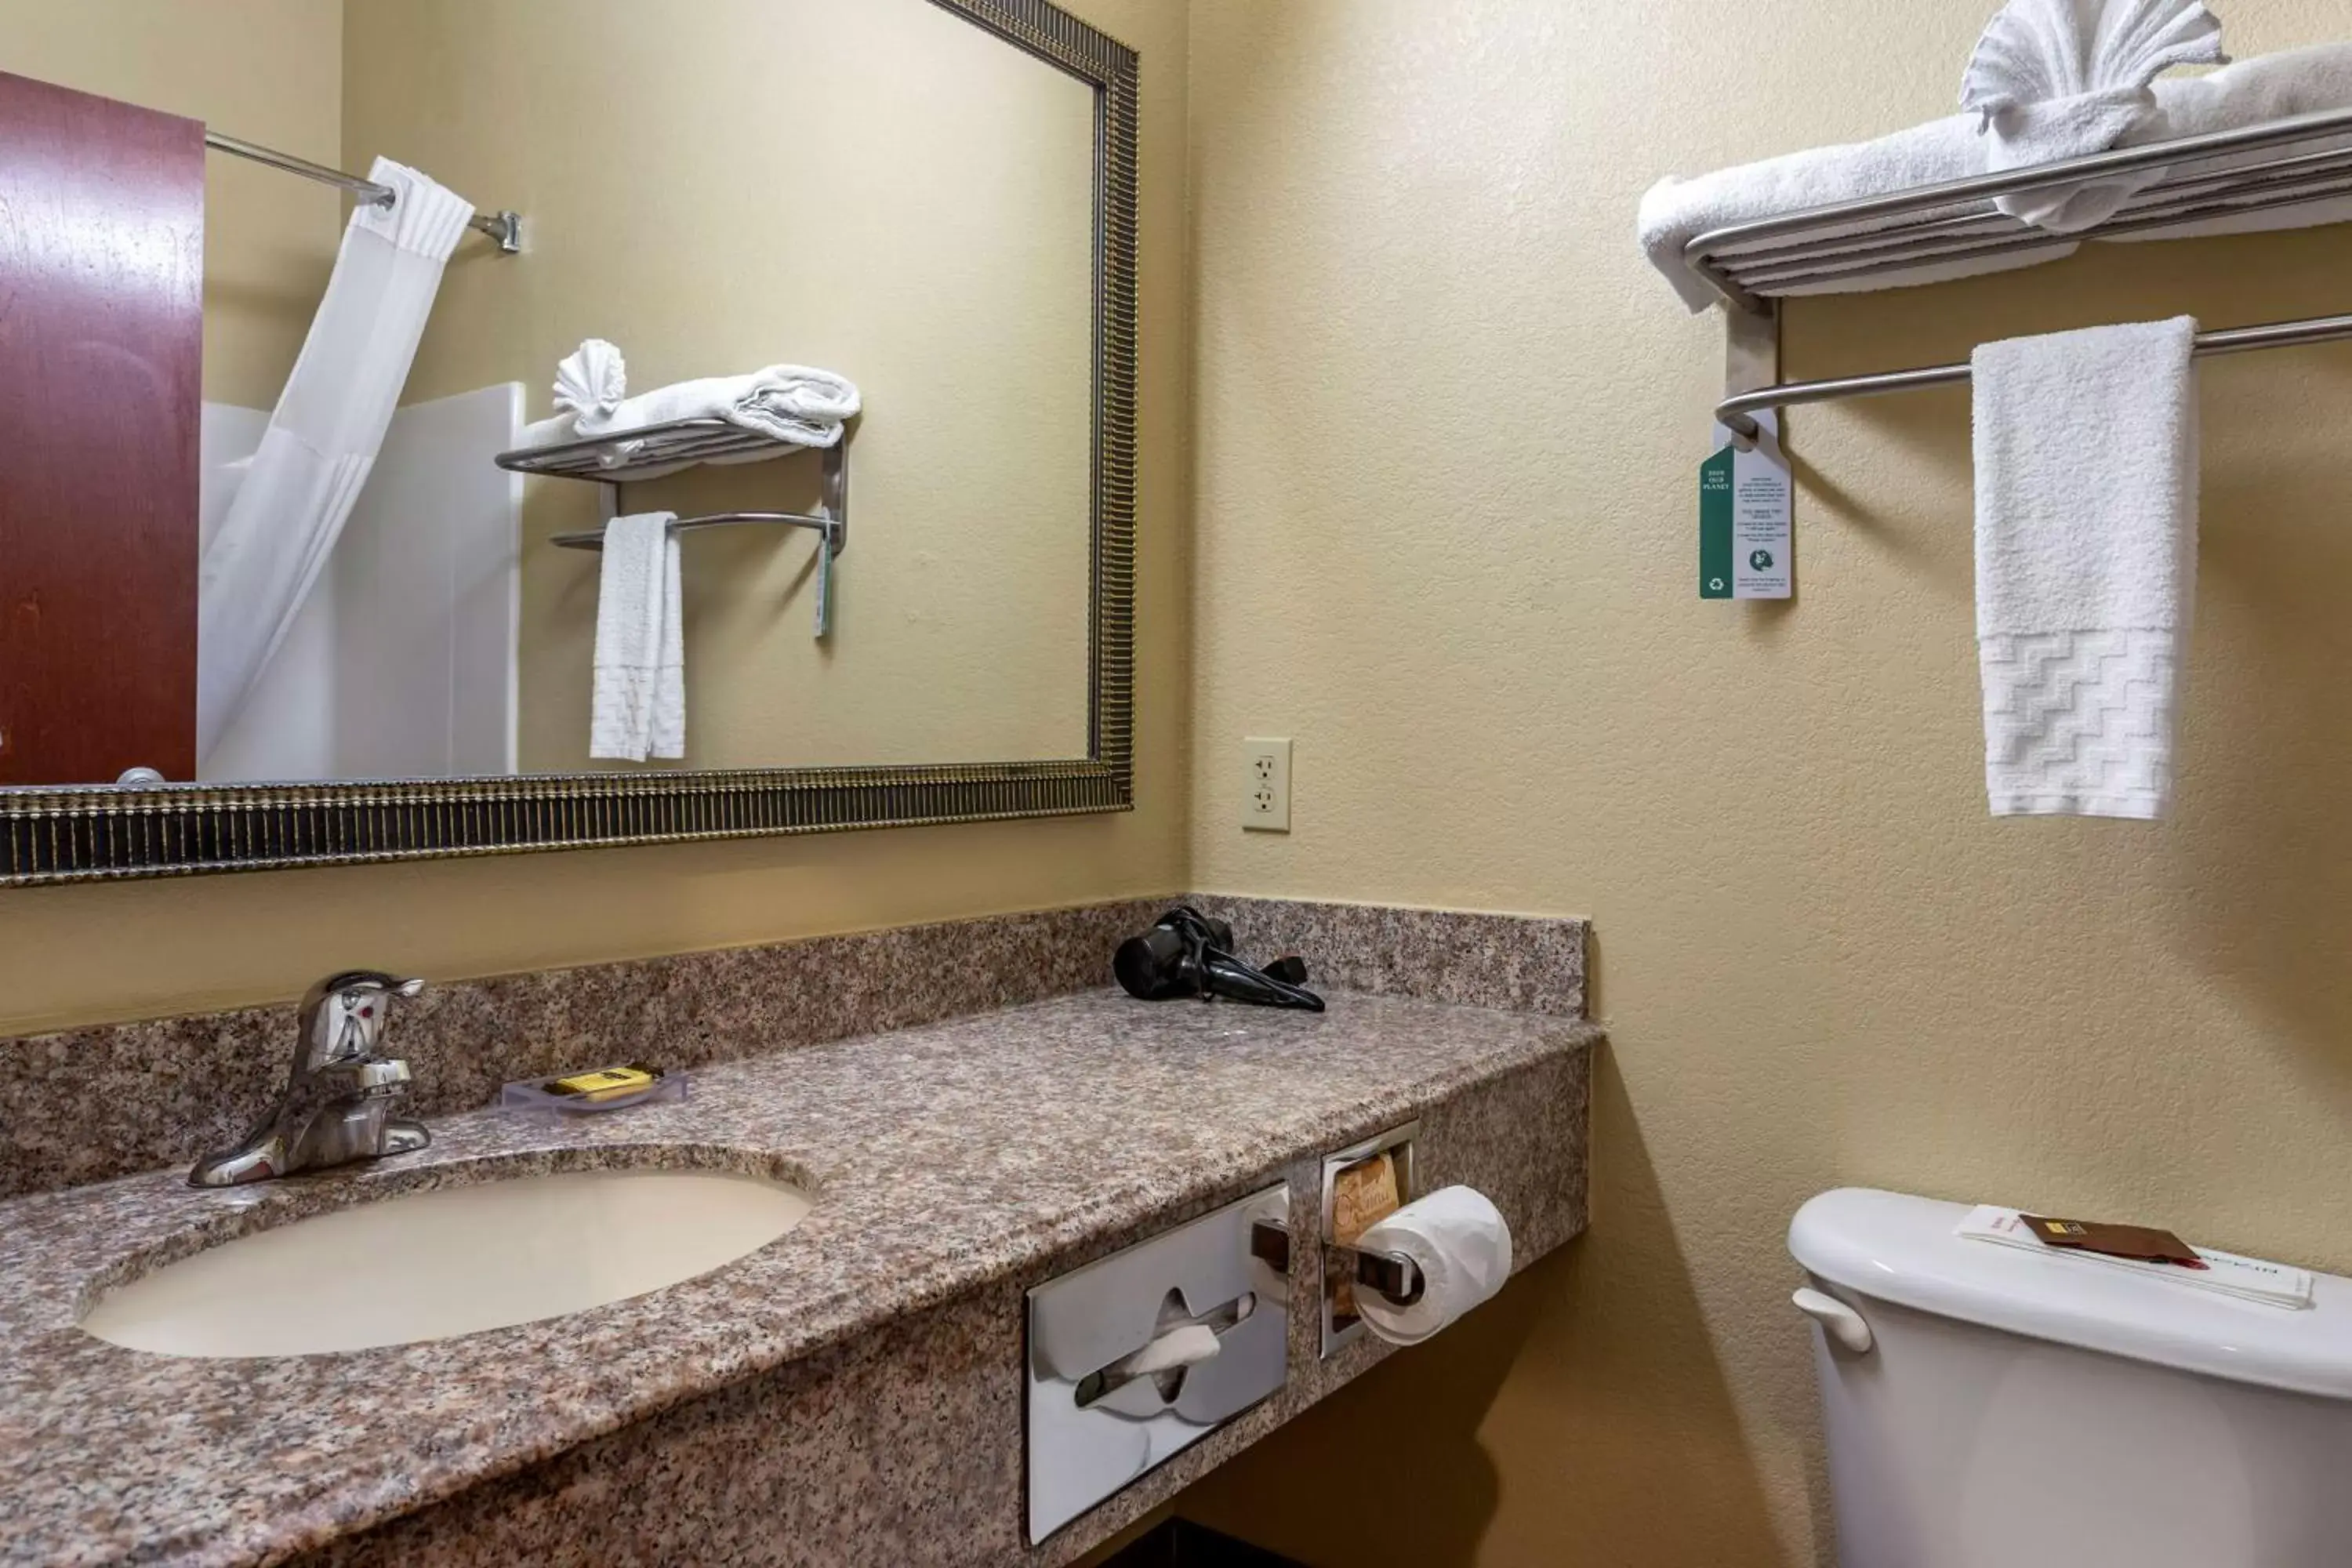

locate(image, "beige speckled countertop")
[[0, 988, 1596, 1567]]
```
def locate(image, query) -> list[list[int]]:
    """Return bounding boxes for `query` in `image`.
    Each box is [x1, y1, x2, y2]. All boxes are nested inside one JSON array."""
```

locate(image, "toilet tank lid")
[[1789, 1188, 2352, 1401]]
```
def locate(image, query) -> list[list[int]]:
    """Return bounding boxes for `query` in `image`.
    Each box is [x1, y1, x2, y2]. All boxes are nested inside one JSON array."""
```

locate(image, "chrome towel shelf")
[[1686, 106, 2352, 444], [495, 419, 850, 638], [1685, 105, 2352, 314]]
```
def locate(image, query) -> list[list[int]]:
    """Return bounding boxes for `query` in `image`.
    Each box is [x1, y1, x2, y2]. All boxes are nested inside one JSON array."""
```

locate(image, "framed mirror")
[[0, 0, 1136, 885]]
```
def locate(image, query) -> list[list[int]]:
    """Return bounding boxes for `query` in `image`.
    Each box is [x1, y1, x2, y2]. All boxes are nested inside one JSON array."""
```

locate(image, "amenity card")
[[1700, 410, 1791, 600]]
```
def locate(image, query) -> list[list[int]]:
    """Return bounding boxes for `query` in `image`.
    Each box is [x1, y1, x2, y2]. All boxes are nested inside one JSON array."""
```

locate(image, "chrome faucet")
[[190, 971, 431, 1188]]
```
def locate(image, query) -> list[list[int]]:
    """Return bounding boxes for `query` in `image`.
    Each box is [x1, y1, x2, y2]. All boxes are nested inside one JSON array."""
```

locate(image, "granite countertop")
[[0, 988, 1598, 1567]]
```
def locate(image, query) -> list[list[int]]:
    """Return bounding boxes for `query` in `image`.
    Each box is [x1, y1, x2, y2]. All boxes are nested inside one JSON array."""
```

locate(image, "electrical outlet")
[[1241, 737, 1291, 832]]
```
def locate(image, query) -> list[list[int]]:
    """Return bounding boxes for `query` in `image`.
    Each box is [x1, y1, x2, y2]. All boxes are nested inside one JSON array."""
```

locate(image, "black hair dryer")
[[1113, 907, 1324, 1011]]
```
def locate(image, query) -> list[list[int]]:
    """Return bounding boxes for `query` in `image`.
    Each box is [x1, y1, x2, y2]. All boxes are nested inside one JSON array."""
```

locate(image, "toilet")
[[1790, 1188, 2352, 1568]]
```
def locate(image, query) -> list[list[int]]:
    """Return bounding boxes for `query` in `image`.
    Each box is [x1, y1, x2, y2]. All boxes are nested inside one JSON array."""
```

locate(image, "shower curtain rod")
[[203, 131, 522, 254], [1714, 310, 2352, 442]]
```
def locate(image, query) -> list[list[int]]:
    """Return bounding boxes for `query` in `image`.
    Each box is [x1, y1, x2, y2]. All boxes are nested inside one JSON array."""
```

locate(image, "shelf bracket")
[[1722, 301, 1780, 452]]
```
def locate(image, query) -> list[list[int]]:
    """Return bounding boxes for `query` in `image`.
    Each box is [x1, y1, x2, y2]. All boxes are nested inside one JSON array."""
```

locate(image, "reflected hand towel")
[[590, 512, 684, 763]]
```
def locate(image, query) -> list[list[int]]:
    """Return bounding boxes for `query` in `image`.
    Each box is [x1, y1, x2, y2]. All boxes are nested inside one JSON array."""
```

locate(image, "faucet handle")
[[296, 971, 426, 1070], [340, 971, 425, 1000]]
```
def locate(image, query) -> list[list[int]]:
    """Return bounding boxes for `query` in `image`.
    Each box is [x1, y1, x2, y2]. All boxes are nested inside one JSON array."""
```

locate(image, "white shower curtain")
[[196, 159, 475, 765]]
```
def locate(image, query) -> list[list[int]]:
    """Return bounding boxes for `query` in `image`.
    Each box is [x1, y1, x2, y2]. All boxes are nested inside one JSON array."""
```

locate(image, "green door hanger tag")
[[1699, 410, 1791, 601]]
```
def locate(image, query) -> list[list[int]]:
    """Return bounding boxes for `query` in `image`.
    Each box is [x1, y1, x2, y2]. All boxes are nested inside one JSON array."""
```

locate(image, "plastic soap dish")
[[499, 1069, 691, 1119]]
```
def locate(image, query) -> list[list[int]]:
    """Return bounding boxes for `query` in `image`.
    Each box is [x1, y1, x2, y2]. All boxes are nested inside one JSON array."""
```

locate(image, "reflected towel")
[[579, 362, 861, 450], [516, 339, 628, 449], [517, 339, 858, 475], [590, 512, 684, 763]]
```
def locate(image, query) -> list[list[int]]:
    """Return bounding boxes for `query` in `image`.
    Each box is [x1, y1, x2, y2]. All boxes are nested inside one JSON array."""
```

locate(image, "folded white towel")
[[517, 338, 858, 484], [1962, 0, 2227, 229], [1973, 316, 2197, 819], [1640, 118, 2044, 312], [554, 337, 629, 426], [579, 361, 858, 448], [1957, 1205, 2314, 1308], [518, 412, 579, 448], [515, 339, 629, 450], [1639, 42, 2352, 311], [590, 512, 684, 763]]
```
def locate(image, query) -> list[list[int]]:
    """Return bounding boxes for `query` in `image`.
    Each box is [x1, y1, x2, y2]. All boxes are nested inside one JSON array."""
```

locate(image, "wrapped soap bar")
[[500, 1063, 688, 1117]]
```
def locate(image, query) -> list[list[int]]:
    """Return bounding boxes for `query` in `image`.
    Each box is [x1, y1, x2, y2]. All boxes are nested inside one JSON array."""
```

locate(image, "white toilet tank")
[[1791, 1188, 2352, 1568]]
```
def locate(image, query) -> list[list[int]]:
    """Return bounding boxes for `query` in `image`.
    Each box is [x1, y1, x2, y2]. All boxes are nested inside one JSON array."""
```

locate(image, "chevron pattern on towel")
[[1979, 627, 2179, 819]]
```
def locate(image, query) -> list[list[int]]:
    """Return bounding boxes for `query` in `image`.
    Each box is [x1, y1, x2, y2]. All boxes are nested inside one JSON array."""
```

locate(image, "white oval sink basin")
[[81, 1167, 811, 1358]]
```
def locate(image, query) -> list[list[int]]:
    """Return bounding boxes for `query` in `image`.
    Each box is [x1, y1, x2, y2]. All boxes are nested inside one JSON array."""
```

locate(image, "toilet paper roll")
[[1353, 1186, 1514, 1346]]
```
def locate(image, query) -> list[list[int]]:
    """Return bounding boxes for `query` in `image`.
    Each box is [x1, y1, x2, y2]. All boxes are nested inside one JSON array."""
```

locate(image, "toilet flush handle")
[[1791, 1288, 1874, 1354]]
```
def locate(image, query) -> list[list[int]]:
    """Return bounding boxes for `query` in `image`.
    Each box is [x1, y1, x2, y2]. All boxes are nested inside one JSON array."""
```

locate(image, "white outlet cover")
[[1242, 737, 1290, 833]]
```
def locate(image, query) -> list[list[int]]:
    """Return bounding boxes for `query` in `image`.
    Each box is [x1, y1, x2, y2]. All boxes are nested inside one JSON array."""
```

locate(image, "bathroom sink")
[[80, 1167, 812, 1358]]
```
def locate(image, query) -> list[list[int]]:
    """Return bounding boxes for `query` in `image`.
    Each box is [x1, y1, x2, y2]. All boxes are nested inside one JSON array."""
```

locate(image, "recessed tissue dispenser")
[[1025, 1185, 1290, 1544]]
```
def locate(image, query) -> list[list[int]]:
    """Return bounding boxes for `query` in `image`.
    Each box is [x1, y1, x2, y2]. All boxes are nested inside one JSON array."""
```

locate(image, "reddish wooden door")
[[0, 69, 203, 785]]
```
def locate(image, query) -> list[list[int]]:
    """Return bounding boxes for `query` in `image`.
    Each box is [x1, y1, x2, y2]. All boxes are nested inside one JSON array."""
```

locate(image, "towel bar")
[[546, 510, 843, 554], [1716, 309, 2352, 443]]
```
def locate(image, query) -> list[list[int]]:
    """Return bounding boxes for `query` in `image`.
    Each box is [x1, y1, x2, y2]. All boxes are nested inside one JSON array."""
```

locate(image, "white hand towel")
[[1956, 1206, 2314, 1308], [590, 512, 684, 763], [1352, 1186, 1514, 1346], [1962, 0, 2227, 230], [1638, 42, 2352, 311], [1972, 316, 2197, 819]]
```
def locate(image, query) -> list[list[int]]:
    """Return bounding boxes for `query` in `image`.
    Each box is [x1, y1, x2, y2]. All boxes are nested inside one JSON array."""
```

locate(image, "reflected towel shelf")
[[495, 419, 848, 639], [493, 416, 844, 486]]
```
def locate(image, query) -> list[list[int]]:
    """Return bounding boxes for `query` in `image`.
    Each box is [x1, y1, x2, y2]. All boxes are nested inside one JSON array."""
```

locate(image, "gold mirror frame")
[[0, 0, 1138, 887]]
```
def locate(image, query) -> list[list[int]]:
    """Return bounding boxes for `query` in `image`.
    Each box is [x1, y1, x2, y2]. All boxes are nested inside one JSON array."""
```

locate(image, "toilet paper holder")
[[1247, 1117, 1423, 1355], [1249, 1217, 1425, 1308]]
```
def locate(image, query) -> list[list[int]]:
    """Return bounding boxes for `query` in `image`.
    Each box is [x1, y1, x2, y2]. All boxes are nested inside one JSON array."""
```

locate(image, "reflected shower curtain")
[[196, 159, 474, 765]]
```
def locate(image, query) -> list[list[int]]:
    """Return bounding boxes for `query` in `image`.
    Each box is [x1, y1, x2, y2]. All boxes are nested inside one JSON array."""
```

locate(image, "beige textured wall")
[[342, 0, 1097, 771], [1176, 1, 2352, 1563], [0, 0, 1187, 1037], [20, 4, 2352, 1562], [0, 0, 343, 408]]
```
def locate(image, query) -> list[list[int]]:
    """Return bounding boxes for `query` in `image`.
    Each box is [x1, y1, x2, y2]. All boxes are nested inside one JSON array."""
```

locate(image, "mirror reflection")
[[0, 0, 1098, 787]]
